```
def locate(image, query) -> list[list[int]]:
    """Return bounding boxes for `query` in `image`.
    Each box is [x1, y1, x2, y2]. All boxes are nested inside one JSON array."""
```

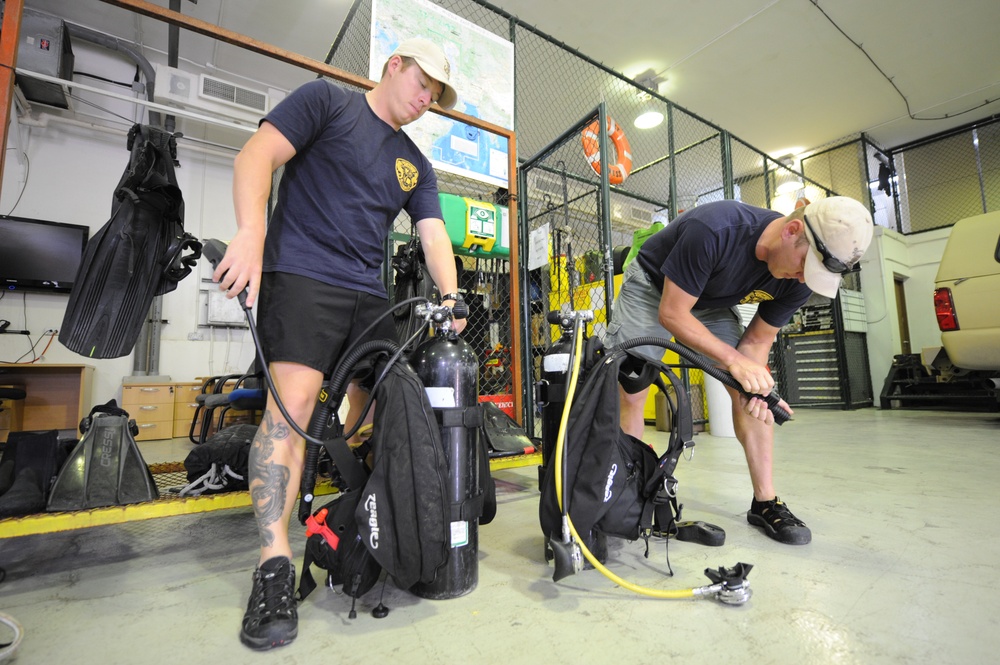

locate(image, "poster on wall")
[[369, 0, 514, 188]]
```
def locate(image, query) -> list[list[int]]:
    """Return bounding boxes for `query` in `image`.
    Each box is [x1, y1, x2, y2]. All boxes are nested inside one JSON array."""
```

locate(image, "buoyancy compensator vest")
[[538, 343, 694, 556], [298, 359, 452, 607]]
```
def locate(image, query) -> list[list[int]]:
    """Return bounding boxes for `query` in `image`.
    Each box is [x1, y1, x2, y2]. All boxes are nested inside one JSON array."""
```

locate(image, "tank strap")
[[450, 491, 484, 522], [435, 404, 485, 429], [535, 381, 566, 403]]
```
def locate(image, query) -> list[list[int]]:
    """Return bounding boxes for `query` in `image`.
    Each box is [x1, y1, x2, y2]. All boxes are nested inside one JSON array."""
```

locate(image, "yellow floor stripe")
[[0, 454, 541, 538], [0, 481, 339, 539]]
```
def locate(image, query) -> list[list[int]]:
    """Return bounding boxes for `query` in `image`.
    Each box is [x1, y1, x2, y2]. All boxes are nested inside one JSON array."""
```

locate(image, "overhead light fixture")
[[633, 68, 666, 130], [774, 155, 804, 195], [634, 107, 664, 129]]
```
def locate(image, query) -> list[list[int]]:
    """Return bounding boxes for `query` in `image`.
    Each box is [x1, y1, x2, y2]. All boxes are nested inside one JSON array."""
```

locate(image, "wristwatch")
[[440, 292, 468, 320]]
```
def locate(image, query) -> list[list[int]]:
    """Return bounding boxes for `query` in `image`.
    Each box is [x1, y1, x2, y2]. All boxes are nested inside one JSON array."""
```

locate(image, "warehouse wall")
[[0, 40, 257, 404]]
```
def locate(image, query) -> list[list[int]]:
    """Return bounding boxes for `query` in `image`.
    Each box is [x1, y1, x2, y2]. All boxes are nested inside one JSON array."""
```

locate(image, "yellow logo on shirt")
[[396, 158, 418, 192], [741, 290, 774, 304]]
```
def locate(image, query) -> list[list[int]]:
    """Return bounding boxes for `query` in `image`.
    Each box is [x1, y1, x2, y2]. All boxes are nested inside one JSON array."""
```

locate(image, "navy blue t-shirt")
[[262, 79, 443, 297], [635, 200, 811, 328]]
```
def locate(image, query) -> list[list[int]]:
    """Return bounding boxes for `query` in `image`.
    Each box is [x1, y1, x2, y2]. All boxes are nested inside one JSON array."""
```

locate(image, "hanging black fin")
[[59, 124, 201, 359]]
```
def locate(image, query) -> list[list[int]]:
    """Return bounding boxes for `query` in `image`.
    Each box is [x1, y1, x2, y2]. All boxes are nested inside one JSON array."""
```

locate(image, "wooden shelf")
[[0, 364, 93, 441]]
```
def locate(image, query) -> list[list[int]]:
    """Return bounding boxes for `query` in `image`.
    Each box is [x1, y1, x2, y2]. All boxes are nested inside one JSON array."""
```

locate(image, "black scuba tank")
[[409, 312, 482, 599], [537, 311, 575, 489]]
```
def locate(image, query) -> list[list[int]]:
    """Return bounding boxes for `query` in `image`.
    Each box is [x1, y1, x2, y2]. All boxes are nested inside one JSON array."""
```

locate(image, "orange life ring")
[[581, 116, 633, 185]]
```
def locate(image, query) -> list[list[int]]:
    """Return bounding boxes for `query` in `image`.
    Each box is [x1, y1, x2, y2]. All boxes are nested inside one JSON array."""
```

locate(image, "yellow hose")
[[552, 314, 700, 599], [552, 316, 584, 514]]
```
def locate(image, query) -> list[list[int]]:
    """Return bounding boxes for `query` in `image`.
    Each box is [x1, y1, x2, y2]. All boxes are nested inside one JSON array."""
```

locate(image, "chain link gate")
[[519, 104, 628, 438], [515, 101, 775, 435]]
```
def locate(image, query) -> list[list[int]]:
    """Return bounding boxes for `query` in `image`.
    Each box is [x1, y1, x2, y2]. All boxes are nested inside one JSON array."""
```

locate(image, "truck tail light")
[[934, 288, 960, 331]]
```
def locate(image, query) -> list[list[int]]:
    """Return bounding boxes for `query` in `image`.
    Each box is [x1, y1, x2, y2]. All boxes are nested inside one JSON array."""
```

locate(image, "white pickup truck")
[[933, 211, 1000, 371]]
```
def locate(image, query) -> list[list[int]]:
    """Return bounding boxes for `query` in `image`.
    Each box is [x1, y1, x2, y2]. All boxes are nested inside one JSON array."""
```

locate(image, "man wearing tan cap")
[[604, 196, 873, 546], [213, 37, 462, 650]]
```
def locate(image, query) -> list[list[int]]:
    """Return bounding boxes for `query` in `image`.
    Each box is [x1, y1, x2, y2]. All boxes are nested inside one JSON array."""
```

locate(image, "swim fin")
[[0, 430, 67, 516], [47, 401, 159, 511], [480, 401, 536, 456], [59, 124, 201, 359]]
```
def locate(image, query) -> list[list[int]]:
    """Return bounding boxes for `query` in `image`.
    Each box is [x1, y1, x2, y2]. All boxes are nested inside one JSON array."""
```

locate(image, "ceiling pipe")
[[60, 23, 164, 376], [64, 21, 162, 127], [65, 3, 197, 377]]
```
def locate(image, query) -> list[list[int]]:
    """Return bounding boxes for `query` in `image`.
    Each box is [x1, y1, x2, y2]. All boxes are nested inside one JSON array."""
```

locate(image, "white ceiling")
[[497, 0, 1000, 154], [21, 0, 1000, 156]]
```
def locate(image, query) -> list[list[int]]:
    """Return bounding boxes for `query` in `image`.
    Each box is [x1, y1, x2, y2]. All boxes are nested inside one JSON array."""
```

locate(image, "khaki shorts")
[[602, 261, 744, 367]]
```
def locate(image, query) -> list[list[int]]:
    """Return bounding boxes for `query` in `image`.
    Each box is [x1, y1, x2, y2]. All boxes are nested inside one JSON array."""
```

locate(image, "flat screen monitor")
[[0, 214, 90, 293]]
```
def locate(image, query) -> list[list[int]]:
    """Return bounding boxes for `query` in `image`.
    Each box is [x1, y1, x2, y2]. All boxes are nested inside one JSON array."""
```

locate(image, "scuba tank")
[[410, 299, 483, 599], [537, 310, 575, 488], [537, 310, 608, 565]]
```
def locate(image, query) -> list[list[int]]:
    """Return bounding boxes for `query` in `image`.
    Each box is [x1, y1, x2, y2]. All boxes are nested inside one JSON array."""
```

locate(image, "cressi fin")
[[47, 402, 159, 511]]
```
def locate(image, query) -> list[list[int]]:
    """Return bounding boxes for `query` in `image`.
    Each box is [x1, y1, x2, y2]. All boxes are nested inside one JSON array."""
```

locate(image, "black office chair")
[[188, 367, 266, 445], [216, 377, 267, 434]]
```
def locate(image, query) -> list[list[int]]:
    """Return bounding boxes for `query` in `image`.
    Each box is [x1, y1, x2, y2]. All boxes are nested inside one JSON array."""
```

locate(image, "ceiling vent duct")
[[629, 205, 653, 226], [14, 8, 75, 109], [153, 64, 274, 125]]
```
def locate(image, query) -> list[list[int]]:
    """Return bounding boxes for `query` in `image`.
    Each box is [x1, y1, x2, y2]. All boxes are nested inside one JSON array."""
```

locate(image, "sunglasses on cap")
[[803, 214, 860, 274]]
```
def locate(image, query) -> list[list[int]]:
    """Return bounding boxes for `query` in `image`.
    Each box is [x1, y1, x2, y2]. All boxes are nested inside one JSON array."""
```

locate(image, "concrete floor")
[[1, 406, 998, 664]]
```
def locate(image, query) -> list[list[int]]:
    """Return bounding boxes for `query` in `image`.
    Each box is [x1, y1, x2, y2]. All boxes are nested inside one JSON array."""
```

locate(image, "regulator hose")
[[618, 336, 791, 425], [202, 238, 470, 525], [298, 338, 402, 521], [201, 238, 429, 447], [553, 319, 698, 598], [297, 304, 463, 520]]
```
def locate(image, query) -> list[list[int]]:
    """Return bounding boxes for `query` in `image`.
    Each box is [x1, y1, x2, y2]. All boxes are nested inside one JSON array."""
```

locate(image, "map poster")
[[369, 0, 514, 188]]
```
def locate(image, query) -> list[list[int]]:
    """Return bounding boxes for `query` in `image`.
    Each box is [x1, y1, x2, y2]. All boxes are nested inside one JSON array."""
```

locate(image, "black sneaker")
[[747, 497, 811, 545], [240, 556, 298, 650]]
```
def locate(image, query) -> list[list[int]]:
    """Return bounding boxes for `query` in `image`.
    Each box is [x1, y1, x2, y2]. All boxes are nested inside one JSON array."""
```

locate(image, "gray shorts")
[[602, 260, 744, 367]]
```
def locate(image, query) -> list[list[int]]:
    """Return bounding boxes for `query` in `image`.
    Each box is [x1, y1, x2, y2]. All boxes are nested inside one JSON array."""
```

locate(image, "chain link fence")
[[801, 135, 900, 231], [324, 0, 922, 427], [893, 119, 1000, 233], [801, 117, 1000, 235]]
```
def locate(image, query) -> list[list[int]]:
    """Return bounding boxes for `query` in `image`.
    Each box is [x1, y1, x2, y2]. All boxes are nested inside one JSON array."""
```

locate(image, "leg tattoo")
[[249, 411, 291, 549]]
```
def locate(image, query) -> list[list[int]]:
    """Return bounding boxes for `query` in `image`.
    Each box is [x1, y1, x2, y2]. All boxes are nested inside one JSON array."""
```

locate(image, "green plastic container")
[[439, 192, 510, 259]]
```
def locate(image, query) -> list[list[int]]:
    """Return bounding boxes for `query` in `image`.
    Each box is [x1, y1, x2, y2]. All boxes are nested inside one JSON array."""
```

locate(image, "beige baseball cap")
[[801, 197, 874, 298], [390, 37, 458, 110]]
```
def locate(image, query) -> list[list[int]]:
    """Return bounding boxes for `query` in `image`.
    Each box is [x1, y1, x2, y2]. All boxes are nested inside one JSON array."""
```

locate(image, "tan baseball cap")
[[801, 196, 874, 298], [390, 37, 458, 110]]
